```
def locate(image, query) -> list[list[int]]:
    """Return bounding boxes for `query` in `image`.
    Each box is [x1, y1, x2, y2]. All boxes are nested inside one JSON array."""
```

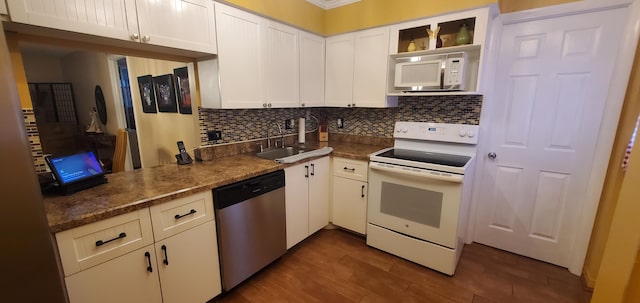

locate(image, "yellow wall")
[[590, 112, 640, 302], [625, 249, 640, 302], [223, 0, 580, 36], [499, 0, 579, 13], [126, 57, 200, 168], [583, 39, 640, 288], [324, 0, 495, 35], [221, 0, 325, 34], [6, 33, 33, 108]]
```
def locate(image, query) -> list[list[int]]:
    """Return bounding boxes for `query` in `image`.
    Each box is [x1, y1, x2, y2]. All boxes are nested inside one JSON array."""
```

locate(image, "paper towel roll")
[[298, 117, 305, 144]]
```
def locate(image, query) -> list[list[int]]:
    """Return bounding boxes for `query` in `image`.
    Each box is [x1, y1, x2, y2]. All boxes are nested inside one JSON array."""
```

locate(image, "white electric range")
[[367, 121, 479, 275]]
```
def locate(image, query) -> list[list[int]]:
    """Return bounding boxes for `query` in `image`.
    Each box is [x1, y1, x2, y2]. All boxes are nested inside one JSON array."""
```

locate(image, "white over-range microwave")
[[393, 52, 467, 92]]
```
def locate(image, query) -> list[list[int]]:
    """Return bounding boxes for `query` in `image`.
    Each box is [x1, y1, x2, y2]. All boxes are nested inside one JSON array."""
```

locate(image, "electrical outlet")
[[337, 118, 344, 129], [207, 130, 222, 141], [285, 119, 293, 130]]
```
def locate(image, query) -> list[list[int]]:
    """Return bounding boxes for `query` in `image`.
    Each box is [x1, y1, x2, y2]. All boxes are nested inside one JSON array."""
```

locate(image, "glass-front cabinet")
[[387, 6, 497, 96]]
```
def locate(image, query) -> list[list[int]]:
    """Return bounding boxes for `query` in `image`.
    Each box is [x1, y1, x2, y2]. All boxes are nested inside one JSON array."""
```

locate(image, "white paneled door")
[[473, 7, 627, 267]]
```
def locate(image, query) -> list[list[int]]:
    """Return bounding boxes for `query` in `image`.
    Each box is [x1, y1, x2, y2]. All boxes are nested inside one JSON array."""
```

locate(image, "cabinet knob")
[[301, 103, 305, 107], [263, 103, 268, 108], [130, 33, 139, 41], [347, 104, 352, 107], [142, 35, 151, 43], [268, 103, 272, 108]]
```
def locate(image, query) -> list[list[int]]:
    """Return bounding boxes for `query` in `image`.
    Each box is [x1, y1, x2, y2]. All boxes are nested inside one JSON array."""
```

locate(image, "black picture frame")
[[137, 75, 156, 113], [153, 74, 177, 113], [174, 67, 192, 114]]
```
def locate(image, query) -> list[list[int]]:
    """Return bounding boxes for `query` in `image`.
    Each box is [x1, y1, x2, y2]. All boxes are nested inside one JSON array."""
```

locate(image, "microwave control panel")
[[443, 57, 466, 89]]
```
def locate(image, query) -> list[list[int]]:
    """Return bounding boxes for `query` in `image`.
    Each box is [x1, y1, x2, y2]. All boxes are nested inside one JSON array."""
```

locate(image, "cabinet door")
[[263, 20, 299, 108], [136, 0, 216, 54], [308, 157, 330, 234], [285, 163, 310, 249], [156, 221, 222, 303], [7, 0, 139, 42], [332, 177, 368, 234], [214, 2, 263, 108], [65, 245, 162, 303], [325, 33, 354, 107], [299, 31, 325, 107], [353, 27, 390, 108]]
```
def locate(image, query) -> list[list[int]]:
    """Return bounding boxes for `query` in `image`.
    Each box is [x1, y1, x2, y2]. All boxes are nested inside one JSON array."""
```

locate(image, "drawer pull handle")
[[95, 232, 126, 247], [174, 209, 197, 220], [361, 185, 365, 198], [145, 252, 153, 272], [343, 167, 355, 172], [161, 245, 169, 265]]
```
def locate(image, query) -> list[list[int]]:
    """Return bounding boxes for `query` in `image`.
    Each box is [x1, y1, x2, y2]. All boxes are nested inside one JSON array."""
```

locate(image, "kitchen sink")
[[256, 146, 308, 160]]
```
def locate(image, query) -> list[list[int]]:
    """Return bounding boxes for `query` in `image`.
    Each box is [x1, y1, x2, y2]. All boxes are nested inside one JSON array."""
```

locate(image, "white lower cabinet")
[[155, 221, 221, 303], [285, 156, 330, 249], [57, 191, 221, 303], [65, 245, 162, 303], [331, 158, 369, 234]]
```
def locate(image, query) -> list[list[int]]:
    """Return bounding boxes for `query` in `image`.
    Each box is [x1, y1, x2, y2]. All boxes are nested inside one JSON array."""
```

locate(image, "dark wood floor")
[[215, 229, 592, 303]]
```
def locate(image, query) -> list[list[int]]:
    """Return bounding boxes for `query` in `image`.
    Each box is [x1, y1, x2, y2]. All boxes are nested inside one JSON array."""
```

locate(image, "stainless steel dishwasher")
[[213, 170, 286, 292]]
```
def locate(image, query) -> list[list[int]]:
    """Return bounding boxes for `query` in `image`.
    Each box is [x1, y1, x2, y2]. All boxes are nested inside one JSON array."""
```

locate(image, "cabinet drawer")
[[149, 191, 214, 241], [56, 209, 154, 277], [333, 157, 368, 182]]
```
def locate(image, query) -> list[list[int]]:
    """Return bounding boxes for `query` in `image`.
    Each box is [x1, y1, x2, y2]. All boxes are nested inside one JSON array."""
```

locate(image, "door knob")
[[488, 152, 497, 160]]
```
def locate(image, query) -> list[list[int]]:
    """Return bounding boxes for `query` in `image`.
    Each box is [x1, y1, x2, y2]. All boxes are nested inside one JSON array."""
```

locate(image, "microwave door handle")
[[369, 163, 463, 183]]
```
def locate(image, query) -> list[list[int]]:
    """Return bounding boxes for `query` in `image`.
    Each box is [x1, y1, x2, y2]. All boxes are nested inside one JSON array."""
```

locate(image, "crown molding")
[[305, 0, 361, 10]]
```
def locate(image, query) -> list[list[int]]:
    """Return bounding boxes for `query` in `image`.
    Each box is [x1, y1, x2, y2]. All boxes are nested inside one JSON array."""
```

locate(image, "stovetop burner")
[[375, 148, 471, 167]]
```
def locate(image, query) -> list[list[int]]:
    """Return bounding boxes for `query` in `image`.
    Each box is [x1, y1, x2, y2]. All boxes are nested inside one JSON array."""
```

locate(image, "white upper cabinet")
[[353, 27, 391, 108], [214, 2, 264, 108], [212, 2, 324, 109], [325, 28, 397, 108], [299, 31, 325, 107], [6, 0, 216, 54], [325, 33, 355, 107], [135, 0, 217, 54], [1, 1, 8, 14], [263, 20, 300, 108]]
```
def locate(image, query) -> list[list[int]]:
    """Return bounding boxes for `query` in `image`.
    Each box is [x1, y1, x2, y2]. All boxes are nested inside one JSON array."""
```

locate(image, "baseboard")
[[583, 269, 596, 290]]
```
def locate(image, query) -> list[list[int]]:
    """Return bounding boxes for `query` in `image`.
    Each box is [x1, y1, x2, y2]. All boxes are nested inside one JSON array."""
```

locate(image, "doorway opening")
[[116, 58, 142, 169]]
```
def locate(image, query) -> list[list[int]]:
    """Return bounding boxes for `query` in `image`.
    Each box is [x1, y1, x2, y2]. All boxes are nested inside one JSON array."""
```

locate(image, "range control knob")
[[467, 130, 475, 138], [458, 129, 467, 137], [402, 128, 409, 133]]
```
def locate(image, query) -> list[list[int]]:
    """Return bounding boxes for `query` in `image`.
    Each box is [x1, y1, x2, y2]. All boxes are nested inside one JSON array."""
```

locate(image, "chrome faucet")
[[267, 120, 284, 149]]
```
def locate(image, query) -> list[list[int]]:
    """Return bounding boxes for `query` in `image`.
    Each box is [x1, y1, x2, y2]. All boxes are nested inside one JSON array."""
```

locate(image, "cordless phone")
[[175, 141, 193, 165]]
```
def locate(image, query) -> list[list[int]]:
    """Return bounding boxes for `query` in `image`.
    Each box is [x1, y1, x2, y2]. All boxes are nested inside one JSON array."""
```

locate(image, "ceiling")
[[305, 0, 361, 10]]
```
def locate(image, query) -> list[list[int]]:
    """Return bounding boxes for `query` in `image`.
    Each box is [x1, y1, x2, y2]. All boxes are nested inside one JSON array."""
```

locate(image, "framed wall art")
[[153, 74, 177, 113], [174, 67, 192, 114], [137, 75, 156, 113]]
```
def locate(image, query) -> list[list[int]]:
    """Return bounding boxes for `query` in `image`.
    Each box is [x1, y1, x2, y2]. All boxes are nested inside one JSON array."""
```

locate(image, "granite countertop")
[[43, 141, 389, 233]]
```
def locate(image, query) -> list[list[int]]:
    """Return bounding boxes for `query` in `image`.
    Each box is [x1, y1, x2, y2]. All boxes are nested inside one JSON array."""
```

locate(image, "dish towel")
[[622, 114, 640, 173], [275, 147, 333, 164]]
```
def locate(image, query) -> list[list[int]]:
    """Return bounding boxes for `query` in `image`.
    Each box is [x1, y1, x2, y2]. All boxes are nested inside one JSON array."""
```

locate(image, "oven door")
[[368, 162, 463, 249]]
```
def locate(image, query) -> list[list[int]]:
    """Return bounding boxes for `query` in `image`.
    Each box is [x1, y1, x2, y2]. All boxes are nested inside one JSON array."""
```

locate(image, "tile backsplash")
[[199, 95, 482, 145], [23, 108, 48, 174]]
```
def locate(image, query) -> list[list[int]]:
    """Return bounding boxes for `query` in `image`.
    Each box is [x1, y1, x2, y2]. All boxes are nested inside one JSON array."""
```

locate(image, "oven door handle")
[[370, 163, 463, 183]]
